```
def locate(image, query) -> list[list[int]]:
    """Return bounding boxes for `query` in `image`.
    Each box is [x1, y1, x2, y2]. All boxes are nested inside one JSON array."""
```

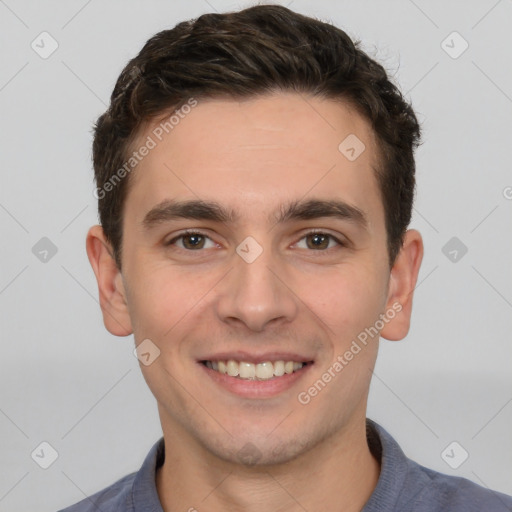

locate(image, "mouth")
[[198, 352, 315, 398], [201, 359, 311, 380]]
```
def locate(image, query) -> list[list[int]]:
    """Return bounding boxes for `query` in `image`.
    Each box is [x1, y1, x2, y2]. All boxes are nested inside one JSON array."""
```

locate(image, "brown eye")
[[305, 233, 332, 250], [166, 231, 215, 250], [181, 233, 206, 250]]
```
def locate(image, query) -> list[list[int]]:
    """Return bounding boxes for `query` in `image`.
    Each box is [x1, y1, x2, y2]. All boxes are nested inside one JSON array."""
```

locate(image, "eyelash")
[[165, 229, 345, 252]]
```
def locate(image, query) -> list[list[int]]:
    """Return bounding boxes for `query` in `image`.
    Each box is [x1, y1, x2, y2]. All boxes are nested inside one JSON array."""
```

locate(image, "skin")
[[87, 92, 423, 512]]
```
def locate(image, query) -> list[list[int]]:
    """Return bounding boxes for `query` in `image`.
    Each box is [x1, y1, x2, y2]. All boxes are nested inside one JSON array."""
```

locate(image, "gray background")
[[1, 0, 511, 510]]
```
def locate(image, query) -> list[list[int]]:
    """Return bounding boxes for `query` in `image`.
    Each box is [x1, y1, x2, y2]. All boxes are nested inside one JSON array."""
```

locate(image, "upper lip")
[[199, 351, 315, 364]]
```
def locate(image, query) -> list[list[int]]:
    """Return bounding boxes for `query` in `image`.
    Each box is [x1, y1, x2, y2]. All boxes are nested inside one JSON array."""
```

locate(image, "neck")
[[156, 418, 380, 512]]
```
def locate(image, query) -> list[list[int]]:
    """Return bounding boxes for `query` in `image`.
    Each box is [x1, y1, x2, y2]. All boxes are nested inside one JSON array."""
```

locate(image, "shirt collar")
[[131, 435, 165, 511], [362, 418, 410, 511]]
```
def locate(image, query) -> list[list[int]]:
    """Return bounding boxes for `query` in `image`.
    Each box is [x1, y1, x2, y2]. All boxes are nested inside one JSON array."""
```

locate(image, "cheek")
[[297, 262, 387, 334], [123, 259, 178, 340], [124, 256, 221, 342]]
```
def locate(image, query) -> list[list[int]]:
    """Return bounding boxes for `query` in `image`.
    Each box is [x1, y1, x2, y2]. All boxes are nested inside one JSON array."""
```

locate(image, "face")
[[88, 92, 422, 466]]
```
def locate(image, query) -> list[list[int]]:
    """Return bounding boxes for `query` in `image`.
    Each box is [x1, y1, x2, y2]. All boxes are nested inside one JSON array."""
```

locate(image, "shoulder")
[[56, 471, 136, 512], [366, 420, 512, 512], [400, 460, 512, 511], [56, 436, 165, 512]]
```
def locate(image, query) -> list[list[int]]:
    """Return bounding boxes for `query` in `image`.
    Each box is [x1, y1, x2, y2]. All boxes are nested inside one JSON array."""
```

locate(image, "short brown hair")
[[93, 4, 421, 268]]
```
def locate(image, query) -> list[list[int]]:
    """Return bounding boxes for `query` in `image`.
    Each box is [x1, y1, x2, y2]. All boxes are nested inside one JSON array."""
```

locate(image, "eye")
[[166, 231, 217, 250], [295, 231, 344, 250]]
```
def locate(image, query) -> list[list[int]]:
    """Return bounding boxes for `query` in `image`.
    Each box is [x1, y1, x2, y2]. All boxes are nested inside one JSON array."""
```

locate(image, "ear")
[[380, 229, 423, 341], [86, 225, 133, 336]]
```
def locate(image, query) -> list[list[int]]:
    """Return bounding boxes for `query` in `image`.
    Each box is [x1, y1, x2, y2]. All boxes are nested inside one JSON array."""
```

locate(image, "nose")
[[214, 243, 299, 332]]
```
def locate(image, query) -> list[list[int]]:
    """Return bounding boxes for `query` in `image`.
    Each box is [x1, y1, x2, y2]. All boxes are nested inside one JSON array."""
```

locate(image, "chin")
[[197, 425, 326, 468]]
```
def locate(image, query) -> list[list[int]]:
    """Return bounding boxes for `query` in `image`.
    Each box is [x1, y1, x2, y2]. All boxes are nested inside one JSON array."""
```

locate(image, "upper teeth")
[[205, 360, 304, 380]]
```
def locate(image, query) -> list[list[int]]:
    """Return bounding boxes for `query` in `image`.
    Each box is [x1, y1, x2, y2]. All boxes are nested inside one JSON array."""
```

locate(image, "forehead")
[[125, 93, 383, 226]]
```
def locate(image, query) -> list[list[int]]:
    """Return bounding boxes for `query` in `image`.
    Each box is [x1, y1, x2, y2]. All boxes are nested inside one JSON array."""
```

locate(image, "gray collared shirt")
[[58, 419, 512, 511]]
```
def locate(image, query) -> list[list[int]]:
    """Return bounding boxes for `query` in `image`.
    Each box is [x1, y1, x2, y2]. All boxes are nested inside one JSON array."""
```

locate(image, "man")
[[60, 4, 512, 511]]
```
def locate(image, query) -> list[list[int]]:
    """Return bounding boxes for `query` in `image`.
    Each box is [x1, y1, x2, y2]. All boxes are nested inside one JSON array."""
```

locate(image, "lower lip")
[[199, 362, 313, 399]]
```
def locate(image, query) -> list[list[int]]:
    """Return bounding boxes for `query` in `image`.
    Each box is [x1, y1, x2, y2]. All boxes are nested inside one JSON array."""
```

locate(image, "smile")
[[202, 360, 308, 380]]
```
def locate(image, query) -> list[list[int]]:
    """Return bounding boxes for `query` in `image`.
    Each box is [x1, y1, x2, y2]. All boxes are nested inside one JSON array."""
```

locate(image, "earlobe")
[[86, 225, 133, 336], [380, 229, 424, 341]]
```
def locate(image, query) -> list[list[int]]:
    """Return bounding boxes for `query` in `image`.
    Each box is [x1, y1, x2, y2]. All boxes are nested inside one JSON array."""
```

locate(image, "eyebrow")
[[142, 198, 368, 230]]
